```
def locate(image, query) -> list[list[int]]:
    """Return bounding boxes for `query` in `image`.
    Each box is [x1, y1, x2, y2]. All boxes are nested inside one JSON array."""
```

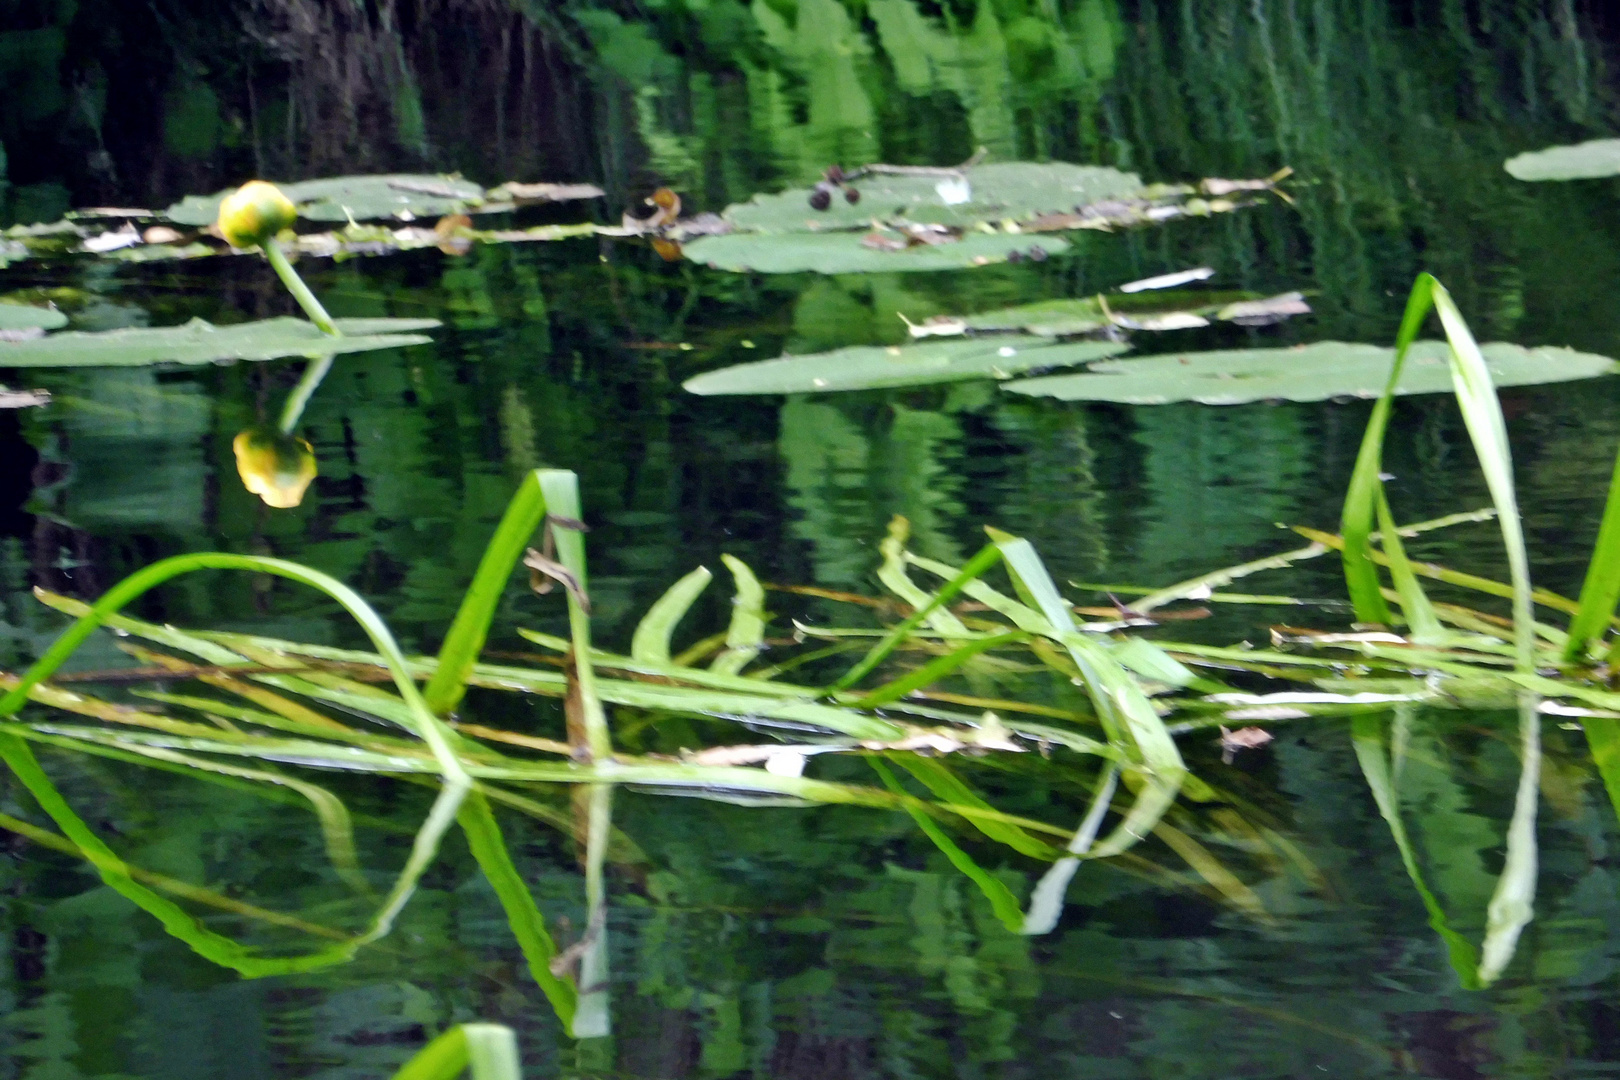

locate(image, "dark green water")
[[7, 1, 1620, 1076]]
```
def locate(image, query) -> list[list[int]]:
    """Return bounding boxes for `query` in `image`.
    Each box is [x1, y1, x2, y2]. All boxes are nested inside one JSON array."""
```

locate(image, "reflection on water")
[[7, 0, 1620, 1075]]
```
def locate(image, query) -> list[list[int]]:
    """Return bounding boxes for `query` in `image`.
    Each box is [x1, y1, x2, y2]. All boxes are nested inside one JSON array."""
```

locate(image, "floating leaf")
[[1119, 267, 1215, 292], [161, 174, 603, 227], [721, 163, 1144, 232], [164, 174, 489, 226], [0, 316, 439, 368], [681, 231, 1069, 275], [944, 290, 1278, 338], [0, 303, 67, 332], [684, 337, 1128, 395], [0, 386, 49, 408], [1504, 139, 1620, 181], [1003, 341, 1617, 404]]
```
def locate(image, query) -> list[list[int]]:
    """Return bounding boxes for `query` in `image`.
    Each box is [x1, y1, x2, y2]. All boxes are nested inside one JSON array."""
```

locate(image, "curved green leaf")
[[721, 162, 1143, 232], [1004, 340, 1616, 404], [0, 316, 437, 368], [685, 337, 1127, 395], [165, 174, 488, 225], [682, 231, 1070, 275], [1505, 139, 1620, 181], [0, 302, 67, 331], [631, 566, 714, 664]]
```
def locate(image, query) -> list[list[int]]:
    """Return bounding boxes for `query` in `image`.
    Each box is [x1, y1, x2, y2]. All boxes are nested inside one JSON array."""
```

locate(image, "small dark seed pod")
[[843, 185, 861, 205], [809, 185, 833, 211], [1006, 249, 1024, 263], [1027, 245, 1048, 262], [825, 164, 846, 184]]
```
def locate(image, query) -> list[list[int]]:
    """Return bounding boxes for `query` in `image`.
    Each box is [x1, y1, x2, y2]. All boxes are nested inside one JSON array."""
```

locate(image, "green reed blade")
[[1374, 488, 1444, 643], [537, 471, 612, 761], [1477, 695, 1540, 985], [392, 1024, 522, 1080], [1341, 275, 1438, 625], [0, 810, 349, 941], [425, 470, 549, 717], [992, 532, 1182, 772], [852, 631, 1026, 708], [0, 552, 470, 976], [571, 783, 614, 1039], [79, 736, 371, 896], [879, 516, 970, 636], [1581, 717, 1620, 829], [872, 758, 1026, 932], [1429, 281, 1535, 674], [892, 754, 1060, 859], [831, 543, 1004, 691], [630, 566, 713, 664], [986, 530, 1185, 860], [457, 791, 577, 1026], [1351, 710, 1481, 989], [1565, 445, 1620, 661], [710, 555, 766, 676], [523, 629, 815, 699], [1023, 763, 1119, 934]]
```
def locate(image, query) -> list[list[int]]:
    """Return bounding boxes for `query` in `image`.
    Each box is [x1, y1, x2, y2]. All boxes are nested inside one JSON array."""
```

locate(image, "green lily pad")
[[1002, 341, 1618, 404], [682, 231, 1070, 275], [163, 174, 491, 226], [722, 163, 1143, 232], [0, 316, 439, 368], [1504, 139, 1620, 181], [684, 337, 1129, 395], [0, 303, 68, 332]]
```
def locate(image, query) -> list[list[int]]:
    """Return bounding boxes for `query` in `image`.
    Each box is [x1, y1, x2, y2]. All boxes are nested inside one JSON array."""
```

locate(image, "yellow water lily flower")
[[218, 181, 298, 249], [233, 426, 316, 508]]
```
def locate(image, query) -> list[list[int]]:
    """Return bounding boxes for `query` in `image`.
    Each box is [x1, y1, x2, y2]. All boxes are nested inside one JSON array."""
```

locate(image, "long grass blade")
[[0, 810, 348, 940], [457, 790, 578, 1026], [872, 759, 1026, 932], [1351, 710, 1482, 989], [1567, 446, 1620, 660], [0, 553, 470, 976], [1478, 695, 1540, 985], [1022, 763, 1119, 934], [879, 516, 970, 636], [1374, 489, 1445, 643], [392, 1024, 522, 1080], [890, 754, 1060, 859], [1340, 275, 1438, 623], [851, 632, 1025, 708], [630, 566, 713, 664], [425, 471, 548, 716], [571, 783, 614, 1039], [832, 544, 1004, 691], [537, 471, 612, 760], [1428, 282, 1535, 673]]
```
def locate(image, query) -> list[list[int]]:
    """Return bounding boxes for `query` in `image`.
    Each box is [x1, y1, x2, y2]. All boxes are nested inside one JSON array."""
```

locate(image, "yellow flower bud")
[[233, 426, 317, 508], [217, 181, 298, 249]]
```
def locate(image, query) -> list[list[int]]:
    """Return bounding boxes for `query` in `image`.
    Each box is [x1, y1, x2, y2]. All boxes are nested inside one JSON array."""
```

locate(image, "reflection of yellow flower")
[[233, 427, 316, 508], [218, 181, 298, 249]]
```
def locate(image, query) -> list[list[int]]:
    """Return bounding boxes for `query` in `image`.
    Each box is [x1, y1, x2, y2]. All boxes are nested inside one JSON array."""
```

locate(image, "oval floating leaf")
[[163, 174, 490, 225], [0, 303, 68, 332], [722, 163, 1143, 232], [1003, 341, 1617, 404], [684, 337, 1129, 395], [0, 316, 438, 368], [1505, 139, 1620, 181], [682, 231, 1069, 275]]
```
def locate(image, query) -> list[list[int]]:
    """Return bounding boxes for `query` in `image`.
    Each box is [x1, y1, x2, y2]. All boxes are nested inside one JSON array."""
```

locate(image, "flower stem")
[[262, 238, 340, 337], [278, 353, 335, 434]]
